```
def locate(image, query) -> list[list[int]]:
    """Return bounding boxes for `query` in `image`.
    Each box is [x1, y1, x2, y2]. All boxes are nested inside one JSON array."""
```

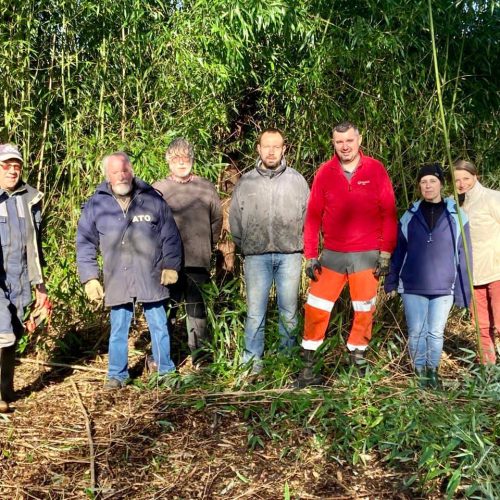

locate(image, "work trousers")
[[302, 250, 379, 351]]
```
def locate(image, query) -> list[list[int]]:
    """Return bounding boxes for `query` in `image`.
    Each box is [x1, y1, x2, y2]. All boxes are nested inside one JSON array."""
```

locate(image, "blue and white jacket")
[[0, 183, 44, 333], [384, 198, 472, 307]]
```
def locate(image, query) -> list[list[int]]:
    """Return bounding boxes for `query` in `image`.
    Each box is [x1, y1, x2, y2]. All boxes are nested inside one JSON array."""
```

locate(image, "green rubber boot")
[[415, 367, 428, 388], [427, 368, 441, 390]]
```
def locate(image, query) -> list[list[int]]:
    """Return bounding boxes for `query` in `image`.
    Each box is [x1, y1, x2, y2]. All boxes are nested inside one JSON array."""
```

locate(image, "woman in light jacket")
[[453, 160, 500, 364], [385, 163, 472, 388]]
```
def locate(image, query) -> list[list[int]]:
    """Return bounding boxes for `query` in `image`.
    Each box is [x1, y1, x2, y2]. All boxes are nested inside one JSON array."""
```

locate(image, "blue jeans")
[[402, 294, 453, 370], [108, 301, 175, 381], [243, 253, 302, 365]]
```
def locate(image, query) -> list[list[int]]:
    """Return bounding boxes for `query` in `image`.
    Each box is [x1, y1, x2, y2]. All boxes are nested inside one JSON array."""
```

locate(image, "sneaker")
[[104, 378, 125, 390]]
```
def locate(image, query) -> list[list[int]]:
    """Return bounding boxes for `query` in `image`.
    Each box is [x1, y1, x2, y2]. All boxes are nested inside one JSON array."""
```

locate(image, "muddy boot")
[[427, 368, 441, 390], [415, 367, 428, 388], [349, 348, 368, 376], [294, 349, 322, 388], [0, 345, 16, 403]]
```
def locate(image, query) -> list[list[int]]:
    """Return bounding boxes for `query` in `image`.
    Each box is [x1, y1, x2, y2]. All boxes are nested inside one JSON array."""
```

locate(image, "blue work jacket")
[[76, 178, 182, 307]]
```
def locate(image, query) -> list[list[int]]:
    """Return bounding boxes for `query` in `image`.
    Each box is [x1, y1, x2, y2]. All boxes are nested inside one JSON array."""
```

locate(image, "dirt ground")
[[0, 314, 477, 499]]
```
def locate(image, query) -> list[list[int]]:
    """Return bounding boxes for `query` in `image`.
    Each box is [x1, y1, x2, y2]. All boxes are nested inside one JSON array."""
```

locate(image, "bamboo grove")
[[0, 0, 498, 376], [0, 1, 499, 497]]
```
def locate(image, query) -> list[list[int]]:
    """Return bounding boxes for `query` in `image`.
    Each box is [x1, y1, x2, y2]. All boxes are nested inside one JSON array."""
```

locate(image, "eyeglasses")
[[0, 162, 22, 172]]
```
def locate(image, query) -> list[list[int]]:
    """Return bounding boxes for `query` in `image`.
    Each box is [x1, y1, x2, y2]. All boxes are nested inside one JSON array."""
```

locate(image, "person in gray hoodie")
[[229, 128, 309, 375]]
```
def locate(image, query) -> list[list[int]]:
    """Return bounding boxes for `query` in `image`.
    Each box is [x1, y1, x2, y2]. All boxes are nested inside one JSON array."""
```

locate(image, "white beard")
[[112, 182, 132, 196]]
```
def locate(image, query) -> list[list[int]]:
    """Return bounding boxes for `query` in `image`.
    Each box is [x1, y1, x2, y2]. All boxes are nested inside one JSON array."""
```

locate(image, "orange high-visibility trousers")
[[302, 267, 378, 350]]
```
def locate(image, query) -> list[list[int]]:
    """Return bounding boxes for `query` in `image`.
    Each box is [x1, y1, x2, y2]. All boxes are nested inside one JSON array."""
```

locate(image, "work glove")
[[373, 251, 391, 278], [305, 259, 322, 282], [0, 332, 16, 348], [386, 290, 398, 299], [84, 279, 104, 303], [25, 297, 53, 333], [161, 269, 178, 286]]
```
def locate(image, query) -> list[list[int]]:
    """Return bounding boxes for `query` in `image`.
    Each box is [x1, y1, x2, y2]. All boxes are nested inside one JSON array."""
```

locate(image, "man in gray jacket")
[[229, 128, 309, 375]]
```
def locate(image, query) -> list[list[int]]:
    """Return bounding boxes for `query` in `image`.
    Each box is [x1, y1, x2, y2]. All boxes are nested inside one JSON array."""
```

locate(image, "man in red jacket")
[[296, 122, 397, 387]]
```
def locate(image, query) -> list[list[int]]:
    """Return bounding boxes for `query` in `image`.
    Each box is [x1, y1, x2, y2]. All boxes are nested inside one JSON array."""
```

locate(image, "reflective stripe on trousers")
[[302, 267, 378, 349]]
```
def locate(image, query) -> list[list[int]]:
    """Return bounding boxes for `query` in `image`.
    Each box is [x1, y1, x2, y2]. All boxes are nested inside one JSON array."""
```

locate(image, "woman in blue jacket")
[[385, 163, 472, 388]]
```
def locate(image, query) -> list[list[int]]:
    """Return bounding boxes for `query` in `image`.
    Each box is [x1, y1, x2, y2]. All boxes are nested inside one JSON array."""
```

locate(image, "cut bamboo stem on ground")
[[17, 358, 107, 373], [71, 380, 96, 493]]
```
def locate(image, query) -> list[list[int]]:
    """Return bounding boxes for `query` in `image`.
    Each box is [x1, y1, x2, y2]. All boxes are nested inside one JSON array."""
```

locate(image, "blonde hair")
[[453, 159, 478, 176]]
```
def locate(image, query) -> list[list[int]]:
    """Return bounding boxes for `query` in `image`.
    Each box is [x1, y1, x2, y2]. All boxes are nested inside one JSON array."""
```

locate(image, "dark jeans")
[[168, 267, 210, 354]]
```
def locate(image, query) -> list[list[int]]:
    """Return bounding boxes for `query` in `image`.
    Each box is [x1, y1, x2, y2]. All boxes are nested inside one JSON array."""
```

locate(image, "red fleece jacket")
[[304, 152, 397, 258]]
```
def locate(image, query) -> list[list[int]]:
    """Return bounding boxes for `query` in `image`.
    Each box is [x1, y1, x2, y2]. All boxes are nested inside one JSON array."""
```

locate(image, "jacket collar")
[[255, 157, 287, 178], [464, 180, 483, 202], [0, 181, 42, 204], [409, 196, 457, 214]]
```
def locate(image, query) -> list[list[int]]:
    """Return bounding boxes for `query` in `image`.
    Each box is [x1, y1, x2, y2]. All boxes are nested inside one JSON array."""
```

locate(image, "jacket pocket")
[[0, 217, 8, 247]]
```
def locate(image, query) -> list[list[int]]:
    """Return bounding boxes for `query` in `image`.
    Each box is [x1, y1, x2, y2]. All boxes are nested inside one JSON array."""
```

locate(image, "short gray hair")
[[101, 151, 133, 176], [165, 138, 194, 161], [333, 121, 360, 135]]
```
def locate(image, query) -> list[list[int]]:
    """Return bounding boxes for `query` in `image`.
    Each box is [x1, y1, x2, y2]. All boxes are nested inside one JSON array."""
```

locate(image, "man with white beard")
[[77, 152, 182, 389]]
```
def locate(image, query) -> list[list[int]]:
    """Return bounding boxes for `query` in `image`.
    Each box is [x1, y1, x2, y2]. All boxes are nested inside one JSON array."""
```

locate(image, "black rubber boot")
[[415, 367, 427, 388], [294, 349, 322, 388], [187, 317, 212, 365], [427, 368, 441, 390], [349, 348, 368, 376], [0, 345, 16, 403]]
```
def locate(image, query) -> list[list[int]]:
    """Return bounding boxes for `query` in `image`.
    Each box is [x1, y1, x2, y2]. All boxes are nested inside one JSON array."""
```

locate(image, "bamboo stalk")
[[71, 380, 96, 493], [17, 358, 107, 373], [427, 0, 481, 359]]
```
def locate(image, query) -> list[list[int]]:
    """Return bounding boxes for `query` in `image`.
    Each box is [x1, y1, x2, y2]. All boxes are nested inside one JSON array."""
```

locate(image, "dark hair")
[[257, 127, 285, 145], [333, 121, 360, 134], [453, 159, 478, 176]]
